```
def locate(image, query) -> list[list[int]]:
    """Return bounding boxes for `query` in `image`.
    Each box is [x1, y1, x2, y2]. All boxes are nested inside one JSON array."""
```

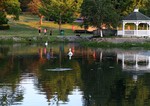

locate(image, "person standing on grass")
[[44, 28, 47, 35], [38, 27, 42, 35]]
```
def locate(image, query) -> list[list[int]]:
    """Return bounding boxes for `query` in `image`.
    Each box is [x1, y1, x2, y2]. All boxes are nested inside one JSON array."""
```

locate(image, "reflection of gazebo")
[[117, 52, 150, 82], [117, 9, 150, 37], [117, 53, 150, 71]]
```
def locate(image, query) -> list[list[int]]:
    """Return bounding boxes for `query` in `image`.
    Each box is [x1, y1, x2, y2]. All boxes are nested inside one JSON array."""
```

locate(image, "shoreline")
[[90, 37, 150, 43], [0, 35, 150, 44]]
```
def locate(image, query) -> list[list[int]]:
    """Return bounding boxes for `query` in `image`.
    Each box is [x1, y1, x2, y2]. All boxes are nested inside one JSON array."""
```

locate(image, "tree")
[[3, 0, 21, 20], [28, 0, 44, 25], [81, 0, 119, 37], [19, 0, 30, 12], [140, 0, 150, 17], [112, 0, 133, 18], [0, 0, 8, 25], [0, 11, 8, 25], [0, 0, 20, 25], [40, 0, 83, 31], [112, 0, 148, 18]]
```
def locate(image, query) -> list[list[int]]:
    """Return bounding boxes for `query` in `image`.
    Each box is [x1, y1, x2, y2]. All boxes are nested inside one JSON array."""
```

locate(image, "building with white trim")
[[117, 9, 150, 37]]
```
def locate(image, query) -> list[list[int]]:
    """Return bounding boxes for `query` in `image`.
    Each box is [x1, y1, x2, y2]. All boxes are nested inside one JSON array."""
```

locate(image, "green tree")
[[0, 0, 8, 25], [40, 0, 83, 31], [3, 0, 21, 20], [19, 0, 30, 12], [112, 0, 133, 18], [0, 0, 20, 25], [81, 0, 119, 37], [112, 0, 147, 18], [140, 0, 150, 17], [0, 11, 8, 25]]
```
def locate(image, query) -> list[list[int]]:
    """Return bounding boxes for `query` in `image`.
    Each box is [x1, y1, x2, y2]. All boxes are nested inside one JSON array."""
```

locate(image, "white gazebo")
[[117, 9, 150, 37]]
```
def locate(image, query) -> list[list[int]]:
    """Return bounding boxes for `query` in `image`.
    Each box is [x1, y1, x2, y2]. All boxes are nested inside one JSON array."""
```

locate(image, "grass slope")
[[0, 14, 84, 37]]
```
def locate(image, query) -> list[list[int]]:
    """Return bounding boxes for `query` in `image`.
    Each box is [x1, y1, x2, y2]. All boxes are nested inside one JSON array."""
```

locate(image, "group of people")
[[38, 27, 53, 36]]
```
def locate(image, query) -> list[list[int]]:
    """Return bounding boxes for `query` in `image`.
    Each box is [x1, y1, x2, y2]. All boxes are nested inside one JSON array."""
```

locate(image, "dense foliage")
[[0, 0, 20, 26], [1, 0, 150, 30], [40, 0, 83, 30], [0, 11, 8, 25], [19, 0, 30, 12], [81, 0, 119, 29], [28, 0, 44, 25], [0, 0, 20, 20]]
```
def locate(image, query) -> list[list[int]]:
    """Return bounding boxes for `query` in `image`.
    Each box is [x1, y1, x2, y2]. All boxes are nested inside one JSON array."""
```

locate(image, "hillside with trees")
[[0, 0, 150, 32]]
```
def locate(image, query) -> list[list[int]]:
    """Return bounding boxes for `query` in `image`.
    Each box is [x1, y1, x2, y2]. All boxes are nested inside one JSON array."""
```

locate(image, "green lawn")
[[0, 14, 85, 37]]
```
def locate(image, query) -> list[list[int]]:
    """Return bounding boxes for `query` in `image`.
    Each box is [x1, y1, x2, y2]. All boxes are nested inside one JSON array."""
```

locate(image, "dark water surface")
[[0, 43, 150, 106]]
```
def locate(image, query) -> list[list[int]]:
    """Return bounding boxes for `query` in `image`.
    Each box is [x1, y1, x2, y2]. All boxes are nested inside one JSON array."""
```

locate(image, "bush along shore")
[[82, 37, 150, 49], [1, 35, 150, 49]]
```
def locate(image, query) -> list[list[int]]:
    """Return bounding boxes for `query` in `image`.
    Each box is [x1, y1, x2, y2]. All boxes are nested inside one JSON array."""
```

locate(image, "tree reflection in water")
[[1, 44, 150, 105], [0, 85, 24, 105]]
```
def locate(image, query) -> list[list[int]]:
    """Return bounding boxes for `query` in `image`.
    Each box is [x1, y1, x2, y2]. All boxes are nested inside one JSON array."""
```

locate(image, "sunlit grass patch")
[[1, 14, 85, 37]]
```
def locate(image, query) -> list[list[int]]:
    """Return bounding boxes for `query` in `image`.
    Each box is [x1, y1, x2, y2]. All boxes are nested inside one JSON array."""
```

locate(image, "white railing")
[[117, 30, 150, 37]]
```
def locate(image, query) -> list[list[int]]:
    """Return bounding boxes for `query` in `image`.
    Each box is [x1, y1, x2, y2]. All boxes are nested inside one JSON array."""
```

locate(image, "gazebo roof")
[[123, 9, 150, 20]]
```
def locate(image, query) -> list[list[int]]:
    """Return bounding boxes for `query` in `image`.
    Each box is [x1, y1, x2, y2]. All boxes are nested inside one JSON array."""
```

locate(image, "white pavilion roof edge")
[[122, 20, 150, 23]]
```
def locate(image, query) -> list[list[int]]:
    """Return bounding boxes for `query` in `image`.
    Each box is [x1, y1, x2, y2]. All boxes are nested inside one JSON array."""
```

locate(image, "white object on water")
[[68, 48, 73, 60], [45, 68, 72, 71], [45, 41, 48, 46]]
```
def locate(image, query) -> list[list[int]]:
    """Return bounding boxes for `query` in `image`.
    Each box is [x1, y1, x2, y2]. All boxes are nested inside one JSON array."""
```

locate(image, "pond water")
[[0, 43, 150, 106]]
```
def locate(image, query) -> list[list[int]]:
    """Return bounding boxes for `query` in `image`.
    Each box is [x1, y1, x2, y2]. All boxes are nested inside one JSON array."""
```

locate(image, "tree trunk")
[[39, 15, 44, 25], [100, 29, 103, 37], [98, 27, 103, 37], [59, 20, 61, 32], [59, 13, 62, 33]]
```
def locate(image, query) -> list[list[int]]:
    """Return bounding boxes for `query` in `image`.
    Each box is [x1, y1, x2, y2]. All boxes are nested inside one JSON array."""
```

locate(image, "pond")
[[0, 43, 150, 106]]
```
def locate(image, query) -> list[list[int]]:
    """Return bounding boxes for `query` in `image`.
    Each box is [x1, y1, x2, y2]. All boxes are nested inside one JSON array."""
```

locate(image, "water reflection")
[[0, 44, 150, 105], [117, 50, 150, 82], [0, 85, 24, 105]]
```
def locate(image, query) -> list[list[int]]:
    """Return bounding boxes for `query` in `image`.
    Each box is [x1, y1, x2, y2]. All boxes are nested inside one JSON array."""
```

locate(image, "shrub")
[[0, 24, 10, 30], [0, 11, 8, 25]]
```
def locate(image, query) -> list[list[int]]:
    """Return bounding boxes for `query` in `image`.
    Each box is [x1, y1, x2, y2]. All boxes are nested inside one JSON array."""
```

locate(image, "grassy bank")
[[0, 14, 86, 37], [0, 14, 93, 43], [1, 14, 150, 49], [81, 41, 150, 49]]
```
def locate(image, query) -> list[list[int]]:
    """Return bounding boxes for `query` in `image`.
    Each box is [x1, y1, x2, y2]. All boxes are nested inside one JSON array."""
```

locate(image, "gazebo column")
[[147, 23, 148, 35], [122, 54, 125, 69], [122, 22, 125, 36], [147, 57, 150, 68], [148, 23, 150, 36], [135, 22, 139, 36]]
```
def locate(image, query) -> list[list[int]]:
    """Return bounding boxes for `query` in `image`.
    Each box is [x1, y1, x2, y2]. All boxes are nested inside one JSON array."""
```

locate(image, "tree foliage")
[[140, 0, 150, 17], [28, 0, 43, 25], [0, 0, 20, 24], [28, 0, 42, 15], [0, 11, 8, 25], [3, 0, 21, 20], [112, 0, 133, 18], [81, 0, 150, 30], [19, 0, 30, 12], [81, 0, 119, 29], [40, 0, 83, 31], [112, 0, 149, 19]]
